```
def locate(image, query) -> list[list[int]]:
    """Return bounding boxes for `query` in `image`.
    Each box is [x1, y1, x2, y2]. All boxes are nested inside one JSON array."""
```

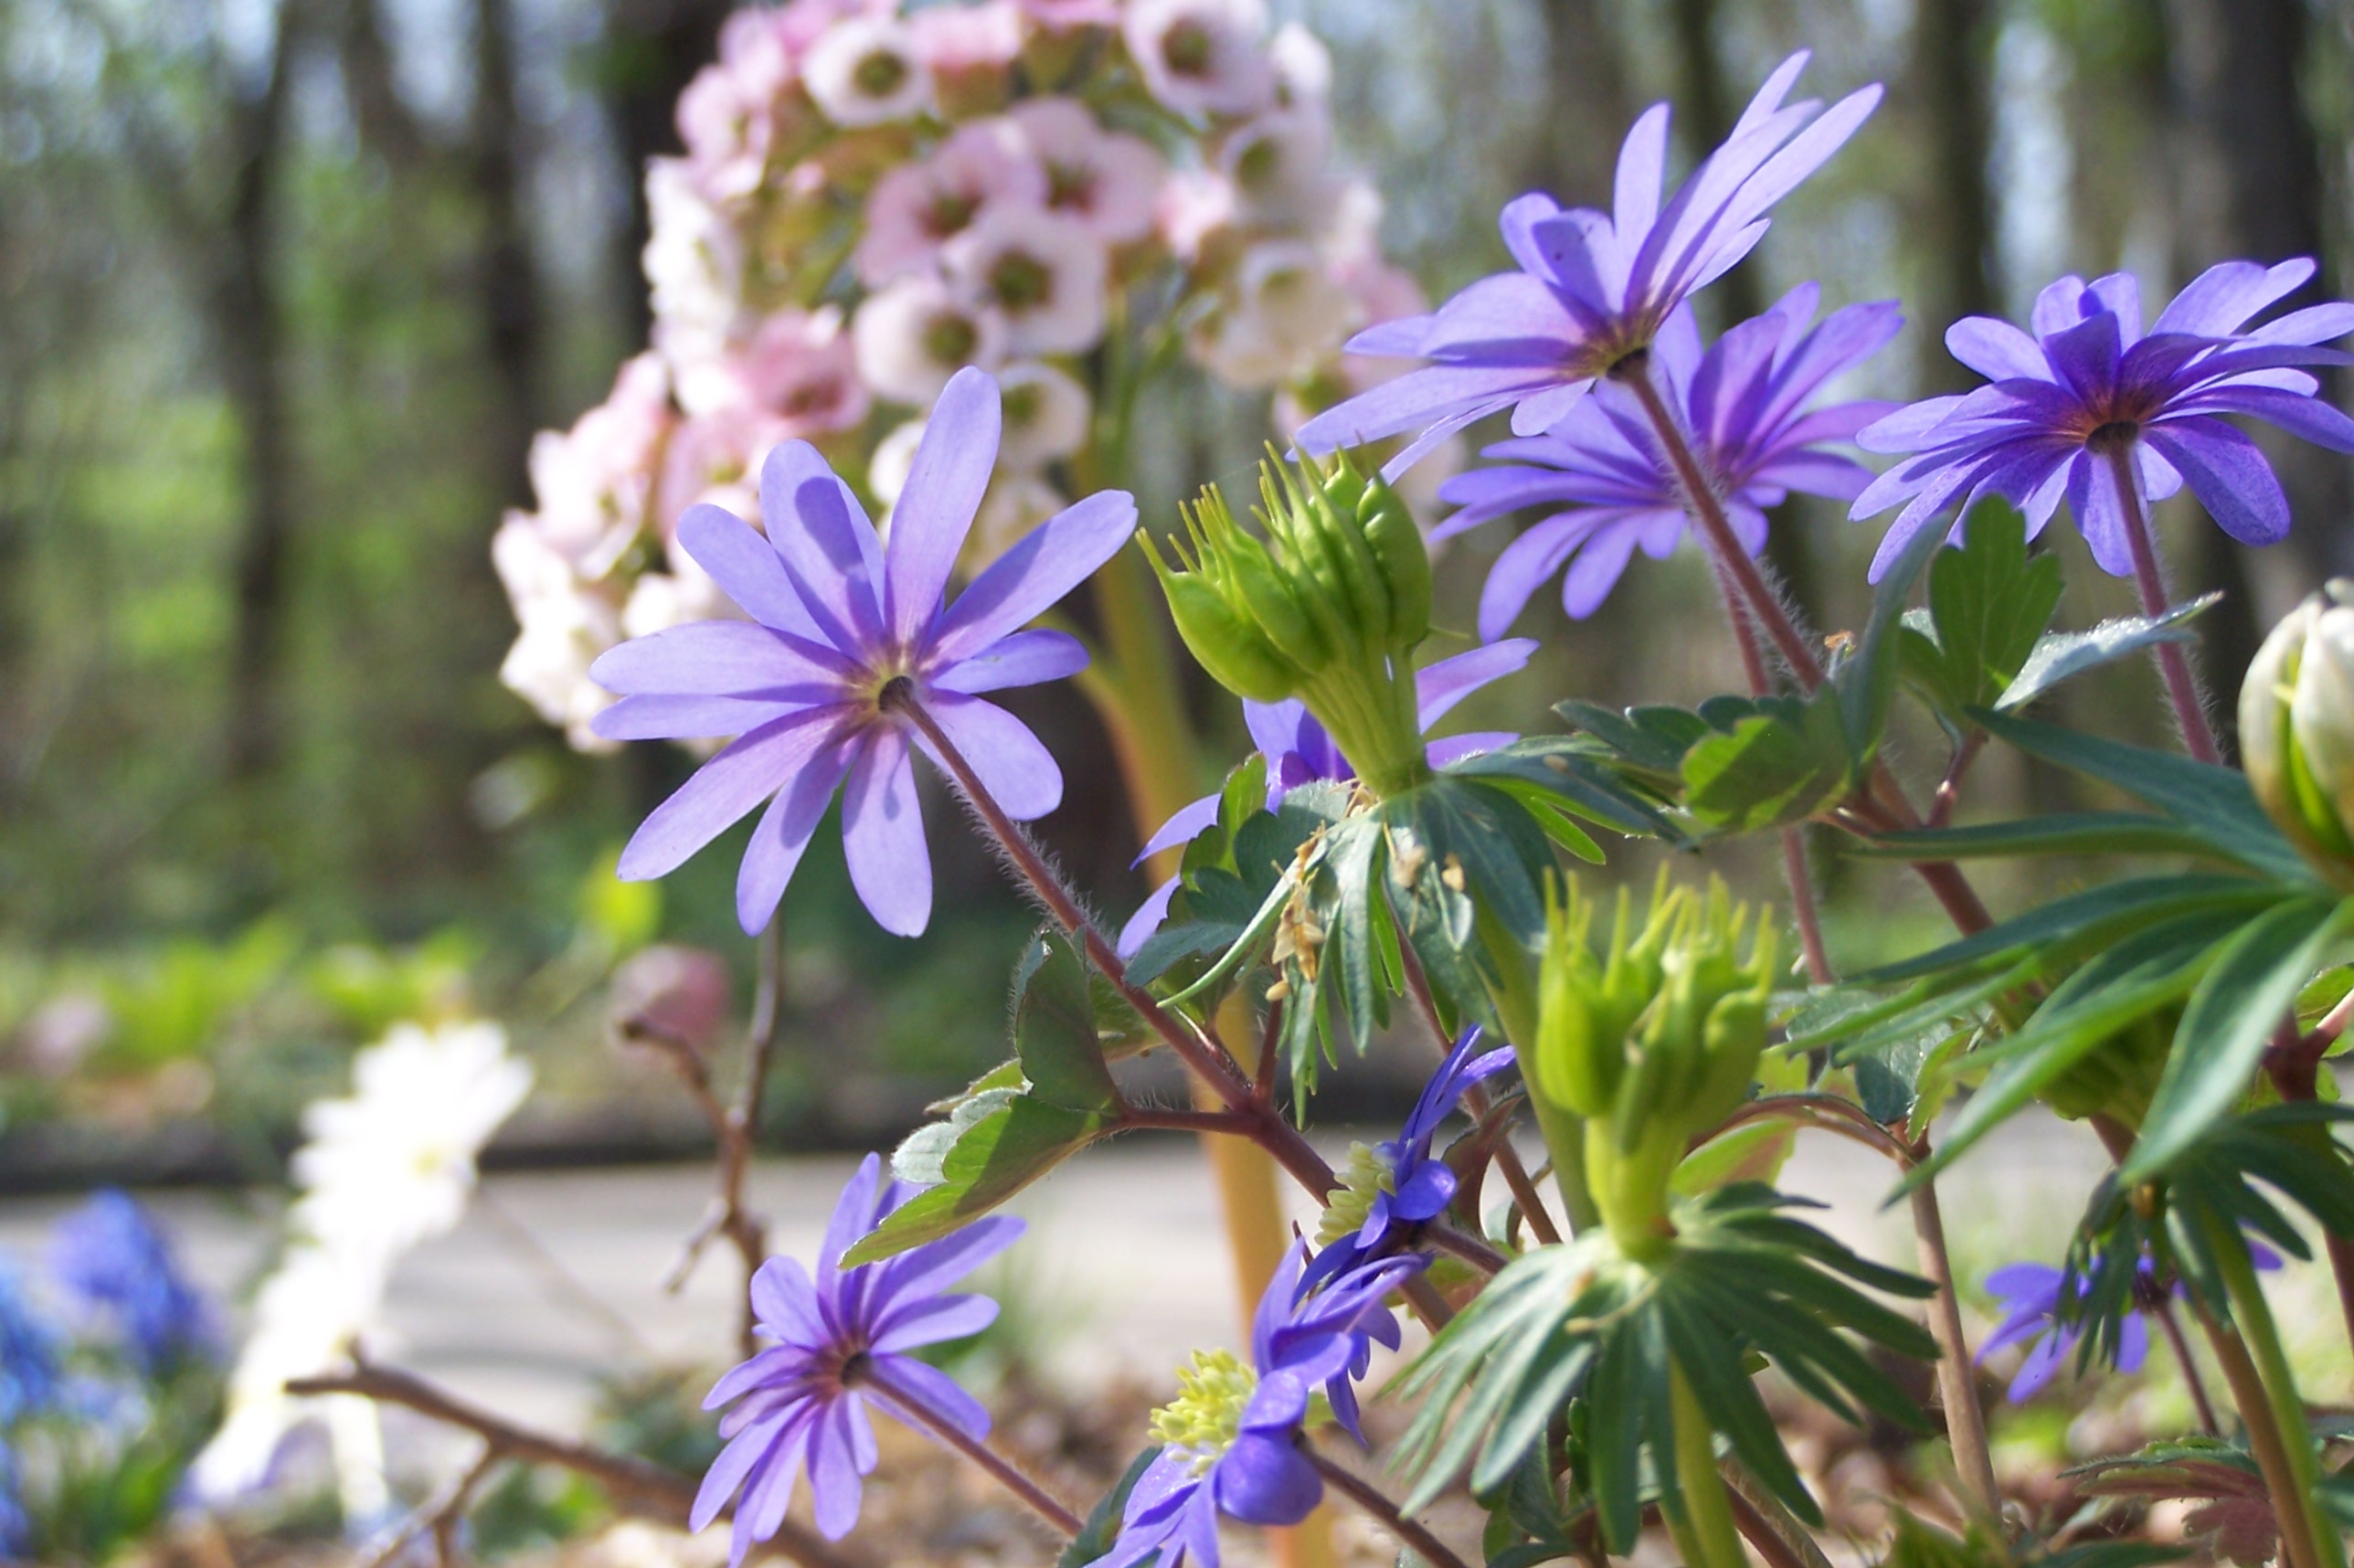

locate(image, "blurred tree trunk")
[[2163, 0, 2345, 756], [219, 5, 306, 787], [1519, 0, 1630, 201], [474, 0, 544, 503], [1914, 0, 1999, 366], [606, 0, 726, 345]]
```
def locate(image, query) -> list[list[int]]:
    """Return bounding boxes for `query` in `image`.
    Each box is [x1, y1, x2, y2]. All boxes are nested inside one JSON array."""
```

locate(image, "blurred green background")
[[3, 0, 2350, 1167]]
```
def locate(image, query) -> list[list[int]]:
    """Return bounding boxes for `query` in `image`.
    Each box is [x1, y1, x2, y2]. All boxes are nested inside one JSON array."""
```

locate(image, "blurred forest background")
[[4, 0, 2352, 1163]]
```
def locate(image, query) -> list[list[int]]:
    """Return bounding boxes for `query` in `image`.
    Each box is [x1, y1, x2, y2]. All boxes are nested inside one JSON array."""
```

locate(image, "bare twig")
[[1304, 1446, 1471, 1568], [287, 1357, 864, 1568], [620, 918, 786, 1357]]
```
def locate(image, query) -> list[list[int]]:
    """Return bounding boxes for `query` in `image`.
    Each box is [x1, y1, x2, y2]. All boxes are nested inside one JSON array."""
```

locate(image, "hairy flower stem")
[[2148, 1296, 2222, 1436], [1902, 1153, 2001, 1520], [886, 686, 1337, 1202], [1620, 366, 1999, 947], [1667, 1365, 1751, 1568], [2200, 1213, 2343, 1568], [850, 1359, 1085, 1538], [1304, 1446, 1471, 1568], [2189, 1292, 2333, 1568], [2105, 446, 2222, 765]]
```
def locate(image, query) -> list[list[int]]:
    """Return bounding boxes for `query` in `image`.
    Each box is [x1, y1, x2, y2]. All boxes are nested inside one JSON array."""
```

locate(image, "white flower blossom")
[[802, 16, 933, 126], [1122, 0, 1274, 119], [856, 119, 1045, 287], [945, 206, 1108, 355], [1009, 96, 1166, 245], [1187, 238, 1356, 388], [996, 360, 1091, 471], [853, 273, 1013, 404]]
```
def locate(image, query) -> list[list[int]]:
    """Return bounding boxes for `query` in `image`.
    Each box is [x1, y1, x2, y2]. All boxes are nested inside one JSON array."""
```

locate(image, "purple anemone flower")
[[591, 367, 1136, 938], [1105, 1245, 1422, 1568], [1978, 1242, 2281, 1403], [1310, 1027, 1515, 1281], [1436, 286, 1898, 638], [46, 1190, 217, 1376], [692, 1153, 1022, 1563], [1851, 261, 2354, 581], [0, 1262, 59, 1425], [1294, 51, 1879, 478], [1116, 641, 1536, 957], [1978, 1261, 2148, 1404]]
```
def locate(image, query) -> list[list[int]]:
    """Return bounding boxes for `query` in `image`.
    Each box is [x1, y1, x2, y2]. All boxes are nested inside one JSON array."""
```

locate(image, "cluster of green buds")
[[2241, 579, 2354, 881], [1140, 448, 1434, 798], [1526, 875, 1777, 1261]]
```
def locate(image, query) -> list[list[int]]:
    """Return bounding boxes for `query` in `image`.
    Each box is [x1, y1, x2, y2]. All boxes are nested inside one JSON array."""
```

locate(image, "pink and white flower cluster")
[[493, 0, 1449, 750]]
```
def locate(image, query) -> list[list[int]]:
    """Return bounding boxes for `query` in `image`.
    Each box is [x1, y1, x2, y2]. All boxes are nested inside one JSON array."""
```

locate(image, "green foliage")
[[1393, 1184, 1935, 1546], [1895, 503, 2064, 725], [1057, 1447, 1162, 1568]]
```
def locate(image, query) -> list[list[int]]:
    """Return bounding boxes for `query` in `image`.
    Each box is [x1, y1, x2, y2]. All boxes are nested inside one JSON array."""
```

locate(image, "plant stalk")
[[1304, 1446, 1472, 1568], [2204, 1213, 2341, 1568], [852, 1359, 1083, 1537], [1668, 1364, 1751, 1568], [1902, 1149, 2000, 1520], [2105, 444, 2221, 764]]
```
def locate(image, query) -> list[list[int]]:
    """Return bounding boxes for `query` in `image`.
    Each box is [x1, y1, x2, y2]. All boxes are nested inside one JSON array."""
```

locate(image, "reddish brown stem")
[[1304, 1446, 1472, 1568], [852, 1358, 1083, 1537], [2106, 444, 2221, 764]]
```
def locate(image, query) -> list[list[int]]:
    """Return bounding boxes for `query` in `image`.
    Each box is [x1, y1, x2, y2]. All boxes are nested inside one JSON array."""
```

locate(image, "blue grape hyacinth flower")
[[47, 1190, 218, 1376]]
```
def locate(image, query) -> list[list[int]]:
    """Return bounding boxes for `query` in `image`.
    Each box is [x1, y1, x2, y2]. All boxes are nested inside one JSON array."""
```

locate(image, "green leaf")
[[1901, 501, 2064, 719], [1681, 694, 1853, 832], [1058, 1447, 1162, 1568], [1898, 910, 2246, 1191], [2125, 895, 2354, 1179], [1553, 701, 1706, 778], [847, 1094, 1111, 1264], [1845, 812, 2232, 863], [1445, 736, 1683, 841], [1856, 874, 2278, 985], [1997, 593, 2221, 713], [1973, 709, 2313, 884], [1013, 931, 1124, 1115], [1836, 507, 1950, 764]]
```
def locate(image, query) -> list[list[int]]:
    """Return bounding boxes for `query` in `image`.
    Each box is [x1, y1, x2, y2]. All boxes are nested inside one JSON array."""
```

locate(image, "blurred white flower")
[[997, 360, 1091, 471], [946, 207, 1108, 355], [868, 418, 928, 515], [188, 1243, 387, 1503], [493, 521, 625, 752], [1267, 22, 1330, 108], [1155, 169, 1236, 262], [290, 1021, 532, 1257], [193, 1021, 529, 1512], [909, 0, 1022, 114], [674, 63, 775, 203], [975, 472, 1069, 560], [624, 563, 740, 641], [1217, 106, 1339, 229], [1188, 238, 1355, 388], [1123, 0, 1274, 119], [645, 160, 748, 371], [802, 16, 933, 126], [857, 119, 1045, 286], [1009, 96, 1166, 245], [1018, 0, 1117, 27], [853, 273, 1013, 404]]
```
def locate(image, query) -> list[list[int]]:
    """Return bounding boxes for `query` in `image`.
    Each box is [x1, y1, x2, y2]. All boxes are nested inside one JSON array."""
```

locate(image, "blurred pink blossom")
[[856, 119, 1044, 286], [1123, 0, 1274, 119], [1010, 97, 1165, 245], [910, 1, 1022, 115], [947, 207, 1108, 354], [802, 15, 933, 125], [854, 272, 1013, 403]]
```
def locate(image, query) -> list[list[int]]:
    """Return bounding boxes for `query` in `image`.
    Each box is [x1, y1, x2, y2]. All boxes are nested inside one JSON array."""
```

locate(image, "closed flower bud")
[[2242, 581, 2354, 874], [1145, 450, 1437, 796]]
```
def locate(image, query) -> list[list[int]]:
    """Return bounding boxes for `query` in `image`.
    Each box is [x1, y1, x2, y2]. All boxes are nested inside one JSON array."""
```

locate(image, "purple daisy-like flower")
[[591, 367, 1136, 938], [692, 1154, 1022, 1563], [1436, 285, 1898, 638], [1117, 641, 1536, 956], [1105, 1245, 1422, 1568], [1294, 51, 1880, 478], [47, 1190, 218, 1376], [1978, 1241, 2282, 1403], [1310, 1027, 1515, 1277], [1851, 261, 2354, 581]]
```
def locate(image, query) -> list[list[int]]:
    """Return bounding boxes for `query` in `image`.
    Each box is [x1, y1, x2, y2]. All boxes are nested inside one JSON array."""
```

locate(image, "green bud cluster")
[[2241, 579, 2354, 880], [1528, 874, 1777, 1260], [1140, 448, 1435, 798]]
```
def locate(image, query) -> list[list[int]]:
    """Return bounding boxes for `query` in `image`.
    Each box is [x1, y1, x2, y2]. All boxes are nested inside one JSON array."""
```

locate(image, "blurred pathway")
[[0, 1117, 2114, 1443]]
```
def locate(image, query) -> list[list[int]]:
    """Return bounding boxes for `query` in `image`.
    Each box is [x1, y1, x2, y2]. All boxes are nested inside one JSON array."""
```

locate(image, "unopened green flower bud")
[[1145, 450, 1437, 797], [2242, 580, 2354, 875]]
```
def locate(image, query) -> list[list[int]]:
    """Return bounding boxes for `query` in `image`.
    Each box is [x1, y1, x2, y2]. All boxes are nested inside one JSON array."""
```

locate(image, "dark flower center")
[[1164, 22, 1214, 78], [991, 251, 1055, 311], [925, 312, 980, 364], [854, 50, 909, 97], [2085, 418, 2141, 453], [926, 189, 981, 238], [1045, 160, 1094, 210]]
